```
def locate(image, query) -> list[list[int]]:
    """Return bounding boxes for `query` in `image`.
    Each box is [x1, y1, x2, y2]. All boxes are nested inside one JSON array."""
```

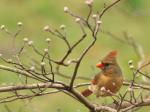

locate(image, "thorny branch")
[[0, 0, 150, 112]]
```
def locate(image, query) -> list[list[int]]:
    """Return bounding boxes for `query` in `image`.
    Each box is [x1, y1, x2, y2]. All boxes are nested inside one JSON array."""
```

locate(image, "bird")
[[81, 50, 123, 97]]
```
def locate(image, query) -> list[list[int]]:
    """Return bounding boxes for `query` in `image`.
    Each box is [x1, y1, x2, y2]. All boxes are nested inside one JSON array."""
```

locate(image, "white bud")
[[67, 60, 72, 64], [0, 25, 5, 30], [75, 18, 80, 23], [85, 0, 93, 6], [45, 38, 51, 43], [129, 65, 134, 69], [100, 86, 106, 91], [28, 41, 33, 46], [17, 21, 23, 26], [30, 66, 35, 71], [128, 60, 133, 65], [0, 53, 2, 57], [41, 62, 45, 66], [92, 14, 97, 19], [64, 6, 69, 13], [43, 25, 50, 32], [23, 38, 29, 42], [97, 20, 102, 25], [60, 25, 66, 30], [44, 48, 48, 53]]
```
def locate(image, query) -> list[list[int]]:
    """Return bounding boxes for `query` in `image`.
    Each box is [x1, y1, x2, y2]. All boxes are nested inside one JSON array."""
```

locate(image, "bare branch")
[[99, 0, 121, 19], [0, 82, 65, 92]]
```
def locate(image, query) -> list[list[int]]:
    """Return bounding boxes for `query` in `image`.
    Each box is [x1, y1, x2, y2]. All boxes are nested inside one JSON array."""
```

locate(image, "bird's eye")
[[104, 63, 109, 67]]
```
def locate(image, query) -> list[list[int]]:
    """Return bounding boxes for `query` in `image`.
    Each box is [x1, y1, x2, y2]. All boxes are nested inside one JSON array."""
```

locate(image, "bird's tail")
[[81, 89, 93, 97]]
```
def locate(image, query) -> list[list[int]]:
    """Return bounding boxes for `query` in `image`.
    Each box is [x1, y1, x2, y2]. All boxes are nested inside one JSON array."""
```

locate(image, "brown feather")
[[81, 89, 93, 97], [107, 50, 117, 58]]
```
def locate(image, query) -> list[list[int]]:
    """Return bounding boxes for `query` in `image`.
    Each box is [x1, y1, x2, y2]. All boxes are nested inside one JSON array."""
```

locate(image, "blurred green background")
[[0, 0, 150, 112]]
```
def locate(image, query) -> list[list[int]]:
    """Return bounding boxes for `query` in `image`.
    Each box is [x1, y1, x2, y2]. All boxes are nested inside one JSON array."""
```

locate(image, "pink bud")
[[85, 0, 93, 6]]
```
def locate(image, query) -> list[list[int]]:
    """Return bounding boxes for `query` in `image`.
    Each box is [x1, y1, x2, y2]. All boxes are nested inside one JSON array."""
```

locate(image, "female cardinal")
[[81, 51, 123, 97]]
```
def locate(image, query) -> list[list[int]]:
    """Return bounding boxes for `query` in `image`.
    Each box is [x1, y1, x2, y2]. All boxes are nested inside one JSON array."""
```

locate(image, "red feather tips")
[[107, 50, 117, 58], [96, 62, 104, 68]]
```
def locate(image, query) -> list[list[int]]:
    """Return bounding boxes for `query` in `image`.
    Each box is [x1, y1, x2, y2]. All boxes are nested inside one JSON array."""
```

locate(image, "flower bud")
[[97, 20, 102, 25], [30, 66, 35, 71], [100, 86, 106, 91], [128, 60, 133, 65], [92, 14, 97, 19], [28, 41, 33, 46], [75, 18, 80, 23], [85, 0, 93, 6], [0, 25, 5, 30], [64, 6, 69, 13], [45, 38, 51, 43], [129, 65, 134, 70], [44, 48, 48, 53], [67, 60, 72, 64], [43, 25, 50, 32], [17, 21, 23, 27], [23, 38, 29, 42], [60, 25, 66, 30], [41, 62, 45, 66]]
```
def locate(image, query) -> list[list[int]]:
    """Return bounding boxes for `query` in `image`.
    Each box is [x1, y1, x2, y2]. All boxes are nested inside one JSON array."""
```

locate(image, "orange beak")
[[96, 62, 104, 69]]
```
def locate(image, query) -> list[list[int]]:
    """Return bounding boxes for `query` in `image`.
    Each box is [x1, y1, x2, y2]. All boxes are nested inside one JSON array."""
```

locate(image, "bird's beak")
[[96, 62, 104, 69]]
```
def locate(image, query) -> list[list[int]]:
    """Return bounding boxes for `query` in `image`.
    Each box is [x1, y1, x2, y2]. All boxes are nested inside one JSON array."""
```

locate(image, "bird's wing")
[[91, 73, 100, 85]]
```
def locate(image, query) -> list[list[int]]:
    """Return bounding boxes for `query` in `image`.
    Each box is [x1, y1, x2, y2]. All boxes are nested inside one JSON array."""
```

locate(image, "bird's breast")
[[90, 74, 123, 97]]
